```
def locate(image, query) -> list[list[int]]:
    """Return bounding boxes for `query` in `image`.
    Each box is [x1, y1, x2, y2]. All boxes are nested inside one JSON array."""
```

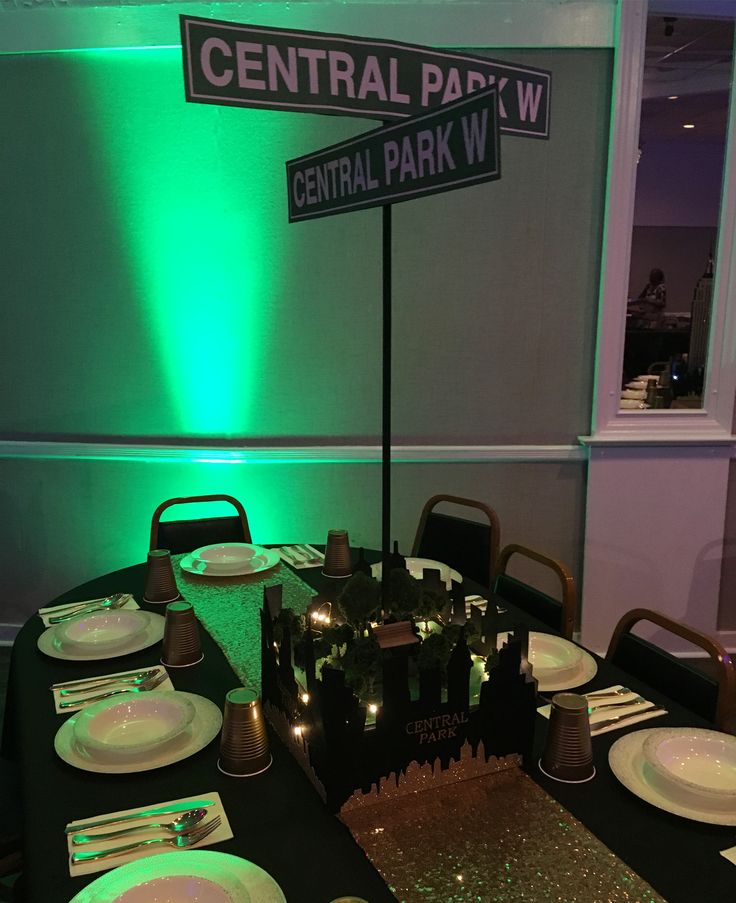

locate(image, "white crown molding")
[[0, 1, 616, 55]]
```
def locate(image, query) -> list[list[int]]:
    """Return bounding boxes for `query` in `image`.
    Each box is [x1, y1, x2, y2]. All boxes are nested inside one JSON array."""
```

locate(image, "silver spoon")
[[71, 808, 209, 845]]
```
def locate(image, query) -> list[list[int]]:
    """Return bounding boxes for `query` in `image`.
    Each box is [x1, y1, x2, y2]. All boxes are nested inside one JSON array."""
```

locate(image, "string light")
[[368, 703, 378, 715], [293, 725, 303, 737], [301, 692, 310, 704], [310, 601, 332, 626]]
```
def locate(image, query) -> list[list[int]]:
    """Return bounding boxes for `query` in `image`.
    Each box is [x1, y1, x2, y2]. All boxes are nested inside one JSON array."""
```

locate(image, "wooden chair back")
[[606, 608, 735, 732], [149, 494, 252, 554], [494, 543, 577, 639], [412, 494, 500, 589]]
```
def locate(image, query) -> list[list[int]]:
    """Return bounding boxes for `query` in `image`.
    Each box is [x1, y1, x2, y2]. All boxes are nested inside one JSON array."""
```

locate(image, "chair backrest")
[[606, 608, 735, 732], [411, 495, 500, 589], [493, 544, 576, 639], [149, 495, 252, 554]]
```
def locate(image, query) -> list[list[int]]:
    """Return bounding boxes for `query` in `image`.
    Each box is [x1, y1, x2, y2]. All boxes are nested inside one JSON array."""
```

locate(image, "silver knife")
[[65, 800, 216, 834], [591, 706, 667, 734]]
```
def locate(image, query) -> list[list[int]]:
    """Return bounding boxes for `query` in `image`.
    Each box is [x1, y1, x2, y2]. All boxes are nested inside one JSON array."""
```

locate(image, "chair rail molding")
[[0, 440, 585, 464]]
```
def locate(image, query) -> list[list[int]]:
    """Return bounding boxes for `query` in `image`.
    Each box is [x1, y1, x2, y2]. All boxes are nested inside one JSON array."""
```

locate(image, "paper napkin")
[[720, 846, 736, 865], [537, 685, 667, 736], [66, 791, 233, 878], [39, 594, 138, 628], [51, 664, 174, 714], [277, 545, 325, 569]]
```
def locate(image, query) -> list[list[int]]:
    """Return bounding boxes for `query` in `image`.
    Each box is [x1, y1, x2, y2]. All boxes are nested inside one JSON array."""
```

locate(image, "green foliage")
[[321, 622, 355, 651], [336, 572, 381, 628], [417, 631, 451, 671], [385, 568, 421, 619], [415, 584, 449, 625], [342, 634, 380, 695]]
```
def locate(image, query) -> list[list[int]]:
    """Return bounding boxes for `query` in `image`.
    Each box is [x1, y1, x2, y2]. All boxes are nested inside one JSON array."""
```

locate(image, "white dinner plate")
[[609, 728, 736, 825], [371, 557, 462, 589], [181, 544, 280, 578], [57, 610, 150, 654], [37, 613, 165, 662], [55, 692, 223, 773], [497, 631, 597, 691], [67, 850, 286, 903], [619, 399, 648, 410]]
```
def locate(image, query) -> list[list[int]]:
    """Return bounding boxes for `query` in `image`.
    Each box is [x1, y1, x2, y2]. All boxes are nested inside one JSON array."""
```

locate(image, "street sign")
[[286, 87, 500, 222], [181, 16, 550, 139]]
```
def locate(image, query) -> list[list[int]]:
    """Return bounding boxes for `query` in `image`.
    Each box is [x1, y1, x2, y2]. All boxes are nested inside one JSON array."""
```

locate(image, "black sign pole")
[[381, 202, 392, 608]]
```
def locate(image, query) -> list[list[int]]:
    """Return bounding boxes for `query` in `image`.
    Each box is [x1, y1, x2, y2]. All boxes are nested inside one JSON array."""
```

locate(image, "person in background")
[[631, 267, 666, 325]]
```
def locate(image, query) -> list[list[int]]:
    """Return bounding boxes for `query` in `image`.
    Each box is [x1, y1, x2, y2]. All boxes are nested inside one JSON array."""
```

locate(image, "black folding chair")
[[412, 494, 500, 589], [606, 608, 736, 733], [149, 494, 252, 555], [493, 544, 577, 640]]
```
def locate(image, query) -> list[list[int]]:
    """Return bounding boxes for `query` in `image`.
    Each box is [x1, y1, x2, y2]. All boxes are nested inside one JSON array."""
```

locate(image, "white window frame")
[[590, 0, 736, 444]]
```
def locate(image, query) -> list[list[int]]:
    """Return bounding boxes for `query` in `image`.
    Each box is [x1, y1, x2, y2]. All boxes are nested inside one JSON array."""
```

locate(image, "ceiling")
[[641, 15, 733, 142]]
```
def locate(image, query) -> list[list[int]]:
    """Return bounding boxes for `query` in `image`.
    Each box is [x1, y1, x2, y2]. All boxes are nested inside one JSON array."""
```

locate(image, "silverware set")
[[58, 670, 167, 708], [279, 545, 324, 566], [53, 668, 162, 696], [48, 593, 129, 624], [70, 815, 222, 863], [591, 707, 668, 735]]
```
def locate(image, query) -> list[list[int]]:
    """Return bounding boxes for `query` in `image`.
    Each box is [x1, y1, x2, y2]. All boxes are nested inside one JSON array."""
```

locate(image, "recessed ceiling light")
[[683, 123, 695, 129], [668, 95, 679, 100]]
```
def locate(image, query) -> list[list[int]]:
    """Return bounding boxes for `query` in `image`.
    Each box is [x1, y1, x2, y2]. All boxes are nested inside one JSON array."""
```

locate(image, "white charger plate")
[[609, 727, 736, 826], [55, 692, 223, 773], [497, 631, 597, 691], [67, 850, 285, 903], [38, 614, 165, 662], [181, 544, 280, 578], [371, 557, 462, 589]]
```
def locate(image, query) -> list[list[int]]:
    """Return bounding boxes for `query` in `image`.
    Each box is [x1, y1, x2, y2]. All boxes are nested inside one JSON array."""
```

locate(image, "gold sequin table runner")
[[341, 768, 665, 903], [173, 553, 316, 689]]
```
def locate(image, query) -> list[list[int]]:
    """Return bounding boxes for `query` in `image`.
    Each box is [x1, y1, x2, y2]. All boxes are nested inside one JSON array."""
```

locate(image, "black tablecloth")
[[5, 559, 736, 902]]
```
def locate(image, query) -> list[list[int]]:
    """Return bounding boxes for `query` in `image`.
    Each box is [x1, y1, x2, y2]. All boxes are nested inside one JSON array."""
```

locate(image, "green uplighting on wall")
[[76, 48, 285, 436]]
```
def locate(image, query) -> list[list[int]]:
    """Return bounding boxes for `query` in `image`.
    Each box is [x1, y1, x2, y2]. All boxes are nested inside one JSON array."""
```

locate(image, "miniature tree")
[[385, 568, 421, 620], [321, 622, 355, 657], [341, 633, 380, 697], [336, 572, 381, 631]]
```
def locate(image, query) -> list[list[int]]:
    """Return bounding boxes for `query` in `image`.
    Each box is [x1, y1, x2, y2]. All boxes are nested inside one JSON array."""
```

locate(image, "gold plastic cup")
[[539, 692, 595, 783], [144, 549, 181, 604], [218, 687, 272, 777], [322, 529, 353, 579], [160, 600, 203, 668]]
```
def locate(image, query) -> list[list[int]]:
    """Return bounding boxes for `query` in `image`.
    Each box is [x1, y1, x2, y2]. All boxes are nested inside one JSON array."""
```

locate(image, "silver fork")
[[49, 594, 129, 624], [71, 816, 222, 863], [297, 545, 323, 563], [59, 671, 168, 708]]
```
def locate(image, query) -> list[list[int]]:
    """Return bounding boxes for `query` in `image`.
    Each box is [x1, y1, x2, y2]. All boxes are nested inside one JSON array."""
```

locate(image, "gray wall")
[[0, 47, 611, 626]]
